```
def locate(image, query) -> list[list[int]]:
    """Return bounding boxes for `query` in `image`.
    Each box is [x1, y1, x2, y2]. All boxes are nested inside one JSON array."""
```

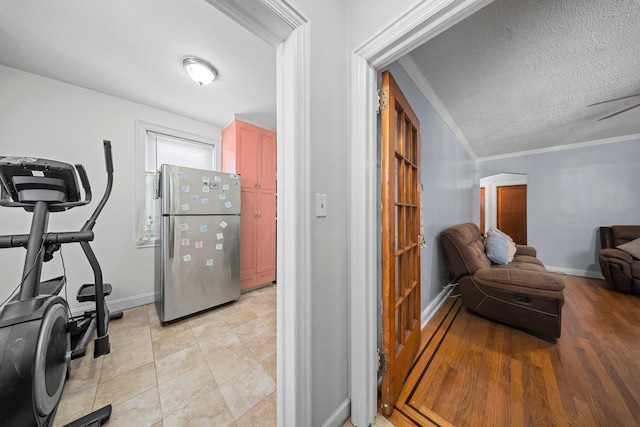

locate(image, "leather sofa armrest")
[[515, 245, 537, 257], [599, 248, 633, 264], [600, 226, 614, 249]]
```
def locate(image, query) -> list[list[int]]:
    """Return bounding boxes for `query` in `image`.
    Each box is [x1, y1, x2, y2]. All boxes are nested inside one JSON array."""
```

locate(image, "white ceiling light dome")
[[182, 56, 217, 86]]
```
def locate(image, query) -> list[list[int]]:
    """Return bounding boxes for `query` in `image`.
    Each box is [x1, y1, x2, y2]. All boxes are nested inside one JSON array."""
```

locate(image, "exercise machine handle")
[[103, 140, 114, 174], [82, 141, 114, 232], [75, 164, 92, 205]]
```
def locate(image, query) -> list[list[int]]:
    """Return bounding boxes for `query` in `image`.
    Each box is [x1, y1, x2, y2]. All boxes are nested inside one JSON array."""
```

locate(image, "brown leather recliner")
[[599, 226, 640, 294], [440, 223, 565, 341]]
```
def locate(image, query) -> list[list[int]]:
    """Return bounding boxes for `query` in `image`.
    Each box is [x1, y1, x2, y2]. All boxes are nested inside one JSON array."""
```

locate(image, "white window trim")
[[134, 120, 221, 248]]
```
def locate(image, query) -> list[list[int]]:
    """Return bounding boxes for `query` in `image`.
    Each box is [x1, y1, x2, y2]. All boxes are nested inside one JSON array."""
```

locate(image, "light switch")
[[316, 193, 327, 217]]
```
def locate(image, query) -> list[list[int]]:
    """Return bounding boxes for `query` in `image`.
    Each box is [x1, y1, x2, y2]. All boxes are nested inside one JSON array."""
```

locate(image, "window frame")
[[135, 120, 221, 248]]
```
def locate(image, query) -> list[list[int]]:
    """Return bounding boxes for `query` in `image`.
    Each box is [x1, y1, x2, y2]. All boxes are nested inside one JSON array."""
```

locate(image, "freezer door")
[[160, 164, 241, 215], [156, 214, 240, 322]]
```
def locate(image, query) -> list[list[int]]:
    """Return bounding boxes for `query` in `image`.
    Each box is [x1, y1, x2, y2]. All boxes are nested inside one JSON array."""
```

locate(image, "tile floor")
[[54, 285, 277, 427]]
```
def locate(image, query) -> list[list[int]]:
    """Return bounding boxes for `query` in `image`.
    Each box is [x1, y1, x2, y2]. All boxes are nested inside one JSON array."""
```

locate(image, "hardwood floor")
[[383, 275, 640, 427]]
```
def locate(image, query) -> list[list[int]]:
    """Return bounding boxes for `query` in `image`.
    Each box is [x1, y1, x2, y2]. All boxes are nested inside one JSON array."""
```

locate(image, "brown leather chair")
[[440, 223, 565, 341], [599, 226, 640, 294]]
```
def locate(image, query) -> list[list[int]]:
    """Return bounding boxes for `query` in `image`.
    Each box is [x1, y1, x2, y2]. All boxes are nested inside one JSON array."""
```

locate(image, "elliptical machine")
[[0, 141, 120, 427]]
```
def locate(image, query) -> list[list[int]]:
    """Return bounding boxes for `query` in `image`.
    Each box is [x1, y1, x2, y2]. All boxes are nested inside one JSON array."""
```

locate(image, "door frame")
[[349, 0, 492, 425], [205, 2, 310, 426]]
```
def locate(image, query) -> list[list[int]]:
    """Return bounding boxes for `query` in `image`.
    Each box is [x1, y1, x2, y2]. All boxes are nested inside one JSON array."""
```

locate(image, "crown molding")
[[476, 132, 640, 162]]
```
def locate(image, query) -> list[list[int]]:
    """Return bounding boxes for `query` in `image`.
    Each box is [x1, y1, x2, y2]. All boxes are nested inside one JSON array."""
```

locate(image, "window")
[[135, 122, 221, 246]]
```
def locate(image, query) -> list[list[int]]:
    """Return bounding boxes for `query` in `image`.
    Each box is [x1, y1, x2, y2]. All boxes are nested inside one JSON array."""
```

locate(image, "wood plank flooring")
[[383, 275, 640, 427]]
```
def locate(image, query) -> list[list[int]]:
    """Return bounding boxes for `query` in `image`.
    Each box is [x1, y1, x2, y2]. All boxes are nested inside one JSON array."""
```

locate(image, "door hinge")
[[378, 90, 388, 113], [378, 350, 388, 373]]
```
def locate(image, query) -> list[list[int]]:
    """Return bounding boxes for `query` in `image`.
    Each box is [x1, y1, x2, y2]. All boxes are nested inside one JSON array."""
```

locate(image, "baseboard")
[[421, 284, 455, 330], [546, 266, 604, 279], [321, 398, 351, 427], [70, 292, 155, 317]]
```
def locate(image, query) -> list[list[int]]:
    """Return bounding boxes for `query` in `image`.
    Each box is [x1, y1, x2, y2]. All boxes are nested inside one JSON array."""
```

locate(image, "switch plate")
[[316, 193, 327, 217]]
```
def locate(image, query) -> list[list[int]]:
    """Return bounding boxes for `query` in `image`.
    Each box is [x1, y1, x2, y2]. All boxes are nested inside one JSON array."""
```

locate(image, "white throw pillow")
[[617, 237, 640, 260]]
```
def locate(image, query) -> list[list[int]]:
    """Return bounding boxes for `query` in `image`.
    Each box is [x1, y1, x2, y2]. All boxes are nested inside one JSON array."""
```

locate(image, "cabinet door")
[[259, 131, 276, 191], [256, 190, 276, 284], [240, 187, 257, 289], [238, 125, 258, 189]]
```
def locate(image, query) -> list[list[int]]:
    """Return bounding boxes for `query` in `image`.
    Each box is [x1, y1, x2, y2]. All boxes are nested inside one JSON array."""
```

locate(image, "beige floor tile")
[[262, 312, 277, 330], [56, 286, 277, 426], [158, 364, 217, 416], [53, 385, 97, 427], [223, 308, 259, 328], [152, 327, 197, 360], [94, 362, 157, 409], [155, 343, 207, 385], [99, 339, 154, 382], [235, 391, 276, 427], [190, 318, 232, 343], [162, 385, 234, 427], [63, 352, 104, 395], [108, 323, 152, 351], [250, 301, 276, 317], [261, 353, 277, 383], [110, 306, 149, 330], [206, 344, 259, 386], [246, 330, 276, 361], [196, 327, 242, 355], [219, 363, 276, 419], [187, 308, 227, 330], [150, 318, 191, 342], [233, 317, 273, 343], [108, 387, 163, 427]]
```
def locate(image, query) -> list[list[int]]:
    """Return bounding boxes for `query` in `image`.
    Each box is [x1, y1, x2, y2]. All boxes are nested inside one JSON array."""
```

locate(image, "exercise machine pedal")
[[76, 283, 112, 302]]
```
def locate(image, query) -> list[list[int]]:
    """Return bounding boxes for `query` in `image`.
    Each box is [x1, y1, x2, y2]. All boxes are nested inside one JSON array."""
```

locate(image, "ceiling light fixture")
[[182, 57, 217, 86]]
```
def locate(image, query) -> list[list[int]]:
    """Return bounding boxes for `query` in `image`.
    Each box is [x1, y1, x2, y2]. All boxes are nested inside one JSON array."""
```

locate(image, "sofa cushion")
[[617, 236, 640, 260]]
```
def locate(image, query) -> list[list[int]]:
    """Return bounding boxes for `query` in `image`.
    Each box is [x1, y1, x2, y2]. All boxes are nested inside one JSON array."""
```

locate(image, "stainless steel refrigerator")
[[154, 164, 241, 323]]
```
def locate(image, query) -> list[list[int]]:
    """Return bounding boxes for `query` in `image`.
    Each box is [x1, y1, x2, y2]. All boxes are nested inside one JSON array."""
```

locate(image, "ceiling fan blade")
[[588, 93, 640, 107], [598, 102, 640, 121]]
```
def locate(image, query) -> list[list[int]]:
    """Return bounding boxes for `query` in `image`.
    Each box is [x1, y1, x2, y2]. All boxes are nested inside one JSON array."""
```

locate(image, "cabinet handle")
[[258, 211, 261, 218]]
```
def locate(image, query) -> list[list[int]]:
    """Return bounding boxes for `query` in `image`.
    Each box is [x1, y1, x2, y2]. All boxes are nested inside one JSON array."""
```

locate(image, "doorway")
[[480, 173, 528, 244]]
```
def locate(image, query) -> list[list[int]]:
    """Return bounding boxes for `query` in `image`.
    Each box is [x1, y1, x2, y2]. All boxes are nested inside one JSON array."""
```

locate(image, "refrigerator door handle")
[[169, 215, 175, 258]]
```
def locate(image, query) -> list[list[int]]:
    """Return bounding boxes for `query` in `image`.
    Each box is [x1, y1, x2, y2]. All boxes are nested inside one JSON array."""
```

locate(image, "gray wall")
[[478, 138, 640, 276]]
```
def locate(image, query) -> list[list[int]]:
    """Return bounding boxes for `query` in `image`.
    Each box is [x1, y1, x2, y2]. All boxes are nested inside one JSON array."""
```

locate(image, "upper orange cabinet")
[[222, 120, 276, 190]]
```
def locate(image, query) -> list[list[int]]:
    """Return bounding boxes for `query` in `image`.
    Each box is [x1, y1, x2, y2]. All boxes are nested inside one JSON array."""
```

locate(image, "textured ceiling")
[[409, 0, 640, 159], [0, 0, 276, 130]]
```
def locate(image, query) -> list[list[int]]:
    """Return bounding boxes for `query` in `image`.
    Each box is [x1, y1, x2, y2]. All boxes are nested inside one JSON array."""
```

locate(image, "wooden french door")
[[497, 184, 527, 245], [380, 71, 421, 416]]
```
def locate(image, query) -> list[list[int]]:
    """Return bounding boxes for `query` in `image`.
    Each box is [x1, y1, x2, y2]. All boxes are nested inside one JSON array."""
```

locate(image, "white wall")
[[0, 65, 221, 312]]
